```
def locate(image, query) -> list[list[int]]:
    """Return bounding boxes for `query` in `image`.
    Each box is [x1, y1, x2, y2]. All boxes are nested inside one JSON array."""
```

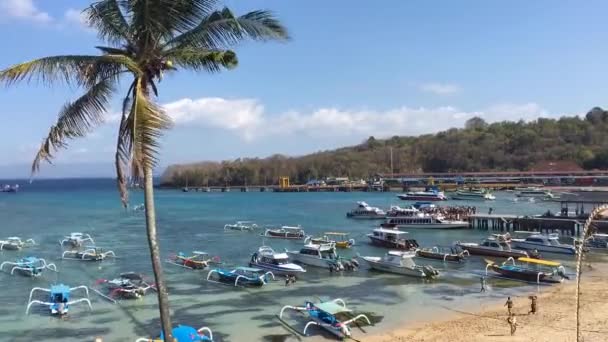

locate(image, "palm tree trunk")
[[143, 166, 173, 340]]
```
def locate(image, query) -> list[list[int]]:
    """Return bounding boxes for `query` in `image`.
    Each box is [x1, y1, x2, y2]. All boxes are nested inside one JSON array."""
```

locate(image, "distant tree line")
[[160, 108, 608, 187]]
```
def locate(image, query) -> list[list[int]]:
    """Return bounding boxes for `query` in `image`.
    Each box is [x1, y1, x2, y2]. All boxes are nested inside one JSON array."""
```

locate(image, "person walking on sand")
[[480, 276, 486, 292], [528, 295, 537, 314], [505, 296, 513, 315], [507, 314, 518, 336]]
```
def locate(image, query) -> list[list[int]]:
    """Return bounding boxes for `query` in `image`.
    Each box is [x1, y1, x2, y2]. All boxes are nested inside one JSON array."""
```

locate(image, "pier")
[[469, 214, 584, 236]]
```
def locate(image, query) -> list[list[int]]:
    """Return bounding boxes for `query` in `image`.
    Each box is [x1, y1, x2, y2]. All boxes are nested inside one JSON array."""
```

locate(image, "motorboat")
[[583, 233, 608, 251], [346, 201, 386, 219], [224, 221, 258, 231], [384, 215, 469, 229], [397, 190, 447, 201], [386, 205, 420, 217], [359, 251, 439, 278], [262, 226, 306, 239], [249, 246, 306, 276], [516, 187, 554, 199], [451, 189, 495, 201], [485, 257, 568, 284], [305, 232, 355, 249], [415, 246, 468, 262], [367, 228, 419, 250], [455, 236, 532, 258], [285, 243, 344, 270], [511, 233, 576, 255]]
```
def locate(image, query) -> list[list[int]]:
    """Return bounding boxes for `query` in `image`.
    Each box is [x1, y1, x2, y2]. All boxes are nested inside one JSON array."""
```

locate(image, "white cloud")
[[0, 0, 52, 23], [419, 82, 462, 95], [63, 8, 90, 30]]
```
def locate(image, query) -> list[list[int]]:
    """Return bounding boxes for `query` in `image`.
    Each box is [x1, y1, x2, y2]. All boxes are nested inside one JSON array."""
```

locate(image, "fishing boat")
[[166, 251, 220, 269], [415, 246, 468, 262], [451, 189, 495, 201], [279, 299, 371, 340], [285, 243, 344, 270], [516, 187, 554, 199], [304, 232, 355, 248], [359, 251, 439, 278], [345, 201, 386, 219], [385, 215, 469, 229], [455, 236, 532, 258], [511, 233, 576, 255], [1, 257, 57, 277], [367, 228, 419, 250], [0, 237, 36, 251], [397, 188, 447, 201], [206, 266, 274, 287], [224, 221, 258, 231], [249, 246, 306, 276], [262, 226, 306, 239], [485, 257, 568, 284]]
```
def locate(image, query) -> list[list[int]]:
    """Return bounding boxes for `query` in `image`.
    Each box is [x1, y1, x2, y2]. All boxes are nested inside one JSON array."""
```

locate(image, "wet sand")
[[366, 261, 608, 342]]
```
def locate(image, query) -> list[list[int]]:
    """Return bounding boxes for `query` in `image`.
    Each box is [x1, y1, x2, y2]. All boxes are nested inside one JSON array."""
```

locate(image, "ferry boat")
[[285, 243, 343, 270], [367, 228, 419, 250], [385, 215, 469, 229], [511, 234, 576, 255], [397, 190, 447, 201], [451, 189, 495, 201], [456, 236, 532, 258], [516, 187, 554, 199], [346, 201, 386, 219], [249, 246, 306, 276], [359, 251, 439, 278], [262, 226, 306, 239]]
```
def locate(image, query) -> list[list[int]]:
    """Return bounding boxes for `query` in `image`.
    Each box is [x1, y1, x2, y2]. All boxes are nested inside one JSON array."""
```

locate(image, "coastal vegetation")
[[0, 0, 287, 339], [162, 108, 608, 187]]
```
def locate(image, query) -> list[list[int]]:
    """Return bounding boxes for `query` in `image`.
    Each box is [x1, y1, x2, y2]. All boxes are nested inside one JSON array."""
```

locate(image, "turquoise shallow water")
[[0, 179, 577, 342]]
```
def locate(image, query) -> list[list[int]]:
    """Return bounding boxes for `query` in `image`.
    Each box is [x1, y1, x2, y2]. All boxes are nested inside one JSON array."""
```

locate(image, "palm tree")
[[0, 1, 288, 339]]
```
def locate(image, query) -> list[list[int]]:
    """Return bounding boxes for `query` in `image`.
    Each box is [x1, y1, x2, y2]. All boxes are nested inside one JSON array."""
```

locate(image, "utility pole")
[[390, 147, 394, 177]]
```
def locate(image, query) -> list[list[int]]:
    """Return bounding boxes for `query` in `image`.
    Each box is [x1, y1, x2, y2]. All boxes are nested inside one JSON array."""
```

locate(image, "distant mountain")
[[160, 109, 608, 187]]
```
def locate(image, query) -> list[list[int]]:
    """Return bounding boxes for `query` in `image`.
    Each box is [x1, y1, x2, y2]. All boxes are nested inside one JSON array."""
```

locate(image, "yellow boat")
[[305, 232, 355, 249]]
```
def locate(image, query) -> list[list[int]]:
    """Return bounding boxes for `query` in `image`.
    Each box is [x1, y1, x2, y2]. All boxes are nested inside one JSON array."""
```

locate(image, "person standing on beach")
[[528, 295, 537, 314], [505, 296, 513, 315], [480, 276, 487, 292], [507, 314, 518, 335]]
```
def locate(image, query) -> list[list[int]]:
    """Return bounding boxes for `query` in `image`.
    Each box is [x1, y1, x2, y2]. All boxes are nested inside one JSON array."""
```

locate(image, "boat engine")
[[422, 265, 439, 278]]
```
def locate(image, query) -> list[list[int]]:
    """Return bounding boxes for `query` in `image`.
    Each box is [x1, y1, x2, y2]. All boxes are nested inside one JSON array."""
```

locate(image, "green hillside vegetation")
[[160, 108, 608, 187]]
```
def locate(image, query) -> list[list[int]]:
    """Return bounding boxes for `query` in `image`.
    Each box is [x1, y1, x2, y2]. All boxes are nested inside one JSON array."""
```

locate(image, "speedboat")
[[415, 246, 468, 262], [516, 187, 554, 199], [346, 201, 386, 219], [384, 215, 469, 229], [367, 228, 419, 250], [286, 243, 344, 270], [451, 189, 495, 201], [359, 251, 439, 278], [583, 233, 608, 251], [249, 246, 306, 276], [485, 257, 568, 284], [397, 189, 447, 201], [224, 221, 258, 231], [305, 232, 355, 248], [263, 226, 306, 239], [386, 205, 420, 217], [511, 233, 576, 255], [456, 236, 532, 258]]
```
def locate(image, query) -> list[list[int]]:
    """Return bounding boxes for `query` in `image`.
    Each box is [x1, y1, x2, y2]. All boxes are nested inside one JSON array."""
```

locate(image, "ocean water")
[[0, 179, 578, 342]]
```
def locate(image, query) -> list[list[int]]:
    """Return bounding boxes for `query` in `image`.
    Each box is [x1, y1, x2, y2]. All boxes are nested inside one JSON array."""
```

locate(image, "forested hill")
[[160, 108, 608, 187]]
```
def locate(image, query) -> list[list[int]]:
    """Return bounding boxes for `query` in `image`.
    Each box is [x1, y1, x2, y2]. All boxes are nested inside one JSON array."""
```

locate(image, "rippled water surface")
[[0, 179, 578, 341]]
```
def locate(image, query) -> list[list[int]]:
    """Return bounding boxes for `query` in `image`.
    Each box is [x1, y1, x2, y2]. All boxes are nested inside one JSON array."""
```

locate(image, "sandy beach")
[[367, 260, 608, 342]]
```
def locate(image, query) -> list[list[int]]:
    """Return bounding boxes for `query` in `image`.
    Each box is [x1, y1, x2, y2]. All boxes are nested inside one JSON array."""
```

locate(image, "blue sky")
[[0, 0, 607, 178]]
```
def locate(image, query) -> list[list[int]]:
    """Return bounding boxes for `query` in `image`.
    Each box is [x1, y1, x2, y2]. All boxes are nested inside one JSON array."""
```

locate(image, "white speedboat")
[[516, 187, 554, 199], [263, 226, 306, 239], [346, 201, 386, 219], [456, 236, 531, 258], [511, 234, 576, 255], [249, 246, 306, 276], [359, 251, 439, 278], [224, 221, 258, 231], [385, 215, 469, 229], [451, 189, 495, 201], [386, 205, 420, 217], [286, 243, 343, 270], [397, 190, 447, 201]]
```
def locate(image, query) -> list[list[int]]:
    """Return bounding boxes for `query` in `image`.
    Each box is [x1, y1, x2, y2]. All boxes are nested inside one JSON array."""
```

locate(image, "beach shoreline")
[[365, 261, 608, 342]]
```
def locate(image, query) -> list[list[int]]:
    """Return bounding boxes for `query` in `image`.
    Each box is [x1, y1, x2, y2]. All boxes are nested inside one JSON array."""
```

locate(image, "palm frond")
[[164, 8, 289, 50], [86, 0, 132, 44], [31, 79, 115, 174], [96, 46, 132, 56], [0, 55, 142, 87], [115, 79, 136, 207], [164, 48, 237, 73]]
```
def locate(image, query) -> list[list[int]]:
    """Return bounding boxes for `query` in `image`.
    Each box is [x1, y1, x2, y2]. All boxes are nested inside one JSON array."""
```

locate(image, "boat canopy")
[[315, 301, 351, 314], [518, 257, 561, 267], [325, 232, 349, 236], [373, 228, 408, 235]]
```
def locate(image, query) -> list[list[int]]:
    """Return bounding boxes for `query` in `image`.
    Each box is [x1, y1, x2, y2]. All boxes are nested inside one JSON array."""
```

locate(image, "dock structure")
[[468, 214, 584, 236]]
